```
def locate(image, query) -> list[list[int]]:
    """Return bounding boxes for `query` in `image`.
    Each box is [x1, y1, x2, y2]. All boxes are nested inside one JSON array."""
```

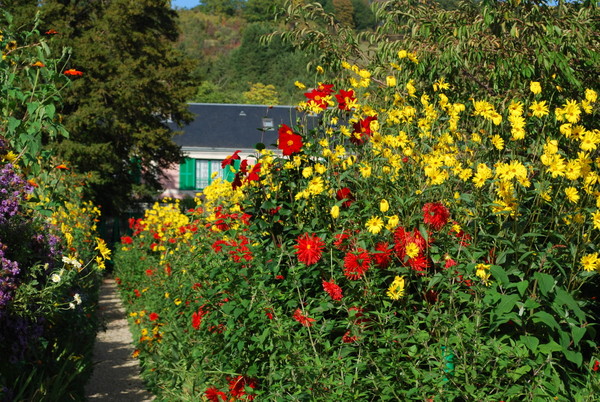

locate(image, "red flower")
[[45, 29, 59, 35], [422, 202, 450, 231], [343, 248, 371, 280], [265, 308, 274, 320], [372, 242, 392, 268], [228, 376, 258, 400], [333, 231, 352, 251], [304, 89, 330, 110], [293, 308, 316, 327], [63, 68, 83, 77], [444, 257, 457, 269], [121, 236, 133, 244], [408, 254, 429, 274], [205, 387, 227, 402], [145, 269, 153, 276], [342, 331, 358, 343], [593, 360, 600, 372], [322, 279, 343, 301], [294, 233, 325, 265], [222, 150, 241, 168], [393, 227, 428, 261], [335, 89, 356, 110], [316, 83, 334, 95], [134, 289, 141, 298], [351, 115, 377, 145], [336, 187, 354, 208], [246, 163, 262, 182], [192, 306, 208, 330], [278, 124, 303, 156], [149, 312, 159, 322]]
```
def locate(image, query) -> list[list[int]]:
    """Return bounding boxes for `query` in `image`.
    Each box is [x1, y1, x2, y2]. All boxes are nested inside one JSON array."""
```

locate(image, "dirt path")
[[85, 278, 155, 401]]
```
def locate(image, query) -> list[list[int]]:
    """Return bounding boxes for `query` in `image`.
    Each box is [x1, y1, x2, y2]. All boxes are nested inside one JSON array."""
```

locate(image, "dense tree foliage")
[[3, 0, 195, 214]]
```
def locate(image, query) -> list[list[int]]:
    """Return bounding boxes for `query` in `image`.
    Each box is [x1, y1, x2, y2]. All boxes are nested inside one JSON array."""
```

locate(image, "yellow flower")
[[475, 263, 491, 285], [398, 49, 408, 59], [491, 134, 504, 150], [585, 88, 597, 103], [405, 242, 420, 259], [380, 199, 389, 213], [387, 276, 406, 300], [366, 216, 384, 234], [294, 81, 306, 90], [591, 210, 600, 230], [530, 100, 549, 117], [530, 81, 542, 95], [330, 205, 340, 219], [386, 75, 397, 87], [316, 65, 324, 74], [565, 187, 579, 204], [580, 252, 599, 272], [302, 166, 313, 178], [386, 215, 399, 230]]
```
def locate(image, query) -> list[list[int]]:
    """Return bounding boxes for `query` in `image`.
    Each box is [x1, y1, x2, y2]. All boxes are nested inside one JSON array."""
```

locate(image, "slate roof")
[[170, 103, 315, 150]]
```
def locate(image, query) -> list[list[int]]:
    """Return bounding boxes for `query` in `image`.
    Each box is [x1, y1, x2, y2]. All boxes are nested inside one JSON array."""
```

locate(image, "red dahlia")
[[322, 279, 343, 301], [295, 233, 325, 265], [422, 202, 450, 231], [343, 248, 371, 280]]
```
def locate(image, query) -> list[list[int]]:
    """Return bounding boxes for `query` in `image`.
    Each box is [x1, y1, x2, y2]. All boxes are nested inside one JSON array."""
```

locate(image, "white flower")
[[73, 293, 82, 305], [62, 256, 82, 270], [69, 302, 76, 309], [50, 273, 61, 283]]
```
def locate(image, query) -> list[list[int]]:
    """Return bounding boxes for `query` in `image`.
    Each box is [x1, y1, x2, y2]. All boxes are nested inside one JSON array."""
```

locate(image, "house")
[[160, 103, 314, 199]]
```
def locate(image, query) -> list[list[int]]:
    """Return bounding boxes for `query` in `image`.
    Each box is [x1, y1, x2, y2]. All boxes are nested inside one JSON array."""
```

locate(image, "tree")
[[243, 0, 285, 22], [199, 0, 244, 16], [333, 0, 355, 28], [5, 0, 196, 214], [242, 82, 280, 105]]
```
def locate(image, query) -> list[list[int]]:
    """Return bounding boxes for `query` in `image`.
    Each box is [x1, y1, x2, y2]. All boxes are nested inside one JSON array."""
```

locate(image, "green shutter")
[[223, 158, 241, 182], [179, 158, 196, 190]]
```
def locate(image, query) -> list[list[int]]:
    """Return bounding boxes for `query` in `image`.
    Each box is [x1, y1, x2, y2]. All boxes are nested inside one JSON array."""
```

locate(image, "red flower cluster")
[[351, 115, 378, 145], [192, 305, 208, 330], [148, 312, 159, 322], [205, 376, 258, 402], [422, 202, 450, 231], [212, 234, 253, 263], [293, 308, 316, 327], [121, 235, 133, 245], [394, 227, 430, 274], [372, 242, 392, 268], [343, 248, 371, 280], [335, 89, 356, 111], [221, 150, 241, 168], [322, 279, 343, 301], [304, 83, 334, 110], [277, 124, 303, 156], [295, 233, 325, 265]]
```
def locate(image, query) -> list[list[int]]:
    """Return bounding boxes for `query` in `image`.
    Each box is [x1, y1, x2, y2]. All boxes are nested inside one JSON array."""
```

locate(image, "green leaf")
[[520, 335, 539, 353], [554, 288, 586, 322], [495, 294, 519, 316], [534, 272, 555, 296], [490, 265, 509, 287], [533, 311, 561, 331], [563, 350, 583, 367], [538, 341, 563, 354], [571, 326, 586, 346], [7, 117, 20, 133], [516, 280, 529, 297]]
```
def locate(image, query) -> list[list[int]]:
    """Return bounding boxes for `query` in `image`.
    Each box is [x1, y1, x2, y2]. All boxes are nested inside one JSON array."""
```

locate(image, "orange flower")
[[45, 29, 59, 35], [31, 61, 45, 68], [55, 164, 69, 170], [64, 69, 83, 77]]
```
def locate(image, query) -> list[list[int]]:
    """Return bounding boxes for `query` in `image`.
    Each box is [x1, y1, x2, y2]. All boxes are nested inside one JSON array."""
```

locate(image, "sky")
[[171, 0, 199, 9]]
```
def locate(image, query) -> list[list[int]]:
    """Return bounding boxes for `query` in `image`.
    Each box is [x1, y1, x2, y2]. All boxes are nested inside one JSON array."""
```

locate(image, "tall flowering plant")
[[115, 53, 599, 400]]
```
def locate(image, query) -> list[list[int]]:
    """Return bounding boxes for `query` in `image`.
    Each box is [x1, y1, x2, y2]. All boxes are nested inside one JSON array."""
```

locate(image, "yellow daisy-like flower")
[[475, 263, 491, 285], [294, 81, 306, 90], [491, 134, 504, 150], [366, 216, 384, 234], [530, 81, 542, 95], [405, 242, 420, 259], [387, 276, 406, 300], [564, 186, 580, 204], [95, 238, 111, 260], [386, 75, 397, 87], [386, 215, 400, 230], [585, 88, 597, 103], [580, 252, 599, 272], [330, 205, 340, 219], [591, 210, 600, 230], [530, 100, 549, 117]]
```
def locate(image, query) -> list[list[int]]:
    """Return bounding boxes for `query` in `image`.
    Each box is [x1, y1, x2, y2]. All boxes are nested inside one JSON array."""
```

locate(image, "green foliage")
[[242, 82, 280, 105]]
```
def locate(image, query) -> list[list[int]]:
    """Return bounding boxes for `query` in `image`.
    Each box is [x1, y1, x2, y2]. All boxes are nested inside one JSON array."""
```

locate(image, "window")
[[179, 158, 227, 190]]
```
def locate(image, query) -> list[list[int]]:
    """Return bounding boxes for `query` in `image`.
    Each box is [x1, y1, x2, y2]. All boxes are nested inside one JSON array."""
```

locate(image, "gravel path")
[[85, 278, 155, 401]]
